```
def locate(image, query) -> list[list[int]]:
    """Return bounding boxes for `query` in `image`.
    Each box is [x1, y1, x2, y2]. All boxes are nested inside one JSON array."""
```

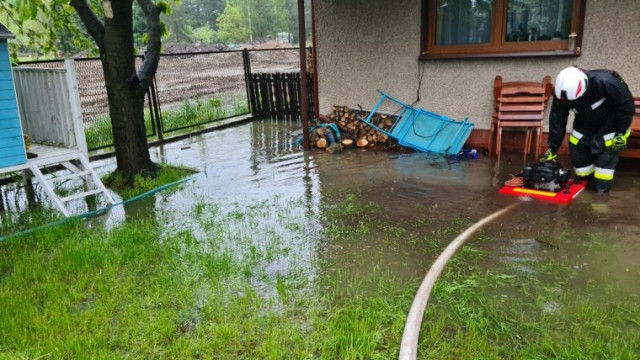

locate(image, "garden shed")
[[0, 23, 26, 168], [0, 22, 114, 216]]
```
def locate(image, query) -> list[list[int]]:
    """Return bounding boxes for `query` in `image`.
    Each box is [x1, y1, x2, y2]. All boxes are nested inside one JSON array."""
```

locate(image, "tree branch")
[[135, 0, 163, 95], [69, 0, 105, 49]]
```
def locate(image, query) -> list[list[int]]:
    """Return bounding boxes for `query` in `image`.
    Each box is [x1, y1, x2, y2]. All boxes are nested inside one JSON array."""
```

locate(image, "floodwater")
[[127, 119, 640, 297], [5, 118, 640, 299]]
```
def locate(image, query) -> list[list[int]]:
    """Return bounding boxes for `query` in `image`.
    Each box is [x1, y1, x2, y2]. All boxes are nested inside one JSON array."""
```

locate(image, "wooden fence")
[[248, 72, 314, 119]]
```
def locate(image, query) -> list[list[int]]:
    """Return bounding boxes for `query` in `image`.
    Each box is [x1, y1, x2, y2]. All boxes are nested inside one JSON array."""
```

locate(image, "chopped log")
[[319, 105, 405, 152], [316, 127, 327, 137], [316, 138, 328, 149], [342, 139, 353, 147]]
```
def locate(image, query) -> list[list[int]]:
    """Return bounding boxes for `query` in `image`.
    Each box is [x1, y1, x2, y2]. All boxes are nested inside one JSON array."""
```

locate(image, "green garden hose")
[[0, 176, 195, 244]]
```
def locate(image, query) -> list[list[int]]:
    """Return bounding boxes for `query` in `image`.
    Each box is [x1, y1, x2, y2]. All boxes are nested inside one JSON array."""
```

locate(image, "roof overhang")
[[0, 23, 15, 39]]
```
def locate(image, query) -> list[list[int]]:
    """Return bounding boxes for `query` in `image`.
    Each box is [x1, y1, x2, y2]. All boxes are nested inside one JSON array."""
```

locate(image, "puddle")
[[3, 118, 640, 299]]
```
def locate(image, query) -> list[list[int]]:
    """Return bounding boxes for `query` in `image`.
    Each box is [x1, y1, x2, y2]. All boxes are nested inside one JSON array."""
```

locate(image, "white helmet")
[[554, 66, 588, 102]]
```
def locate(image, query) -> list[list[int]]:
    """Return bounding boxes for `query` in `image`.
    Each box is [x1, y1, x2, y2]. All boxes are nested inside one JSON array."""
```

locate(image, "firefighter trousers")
[[569, 141, 619, 192]]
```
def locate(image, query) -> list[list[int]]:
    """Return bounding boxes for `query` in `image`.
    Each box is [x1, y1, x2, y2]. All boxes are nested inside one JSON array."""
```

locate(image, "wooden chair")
[[495, 85, 547, 162], [619, 97, 640, 158], [489, 75, 553, 162]]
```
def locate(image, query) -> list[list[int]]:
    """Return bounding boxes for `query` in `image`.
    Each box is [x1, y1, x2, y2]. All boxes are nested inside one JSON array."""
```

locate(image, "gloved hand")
[[539, 149, 557, 163], [611, 134, 627, 152]]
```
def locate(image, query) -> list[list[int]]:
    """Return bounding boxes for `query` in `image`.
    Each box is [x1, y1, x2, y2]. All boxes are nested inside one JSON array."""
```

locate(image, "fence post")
[[64, 59, 89, 158], [146, 84, 157, 137], [151, 77, 164, 140], [243, 48, 253, 115]]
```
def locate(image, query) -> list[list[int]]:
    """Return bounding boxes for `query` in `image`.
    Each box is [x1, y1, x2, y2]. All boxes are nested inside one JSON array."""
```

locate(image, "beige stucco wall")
[[314, 0, 640, 131]]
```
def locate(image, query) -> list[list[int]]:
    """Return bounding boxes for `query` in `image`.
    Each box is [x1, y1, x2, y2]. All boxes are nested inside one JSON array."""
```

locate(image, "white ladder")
[[28, 152, 116, 217]]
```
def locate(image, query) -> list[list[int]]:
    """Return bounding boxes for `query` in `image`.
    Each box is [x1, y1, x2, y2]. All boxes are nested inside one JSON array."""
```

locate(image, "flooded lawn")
[[1, 119, 639, 358]]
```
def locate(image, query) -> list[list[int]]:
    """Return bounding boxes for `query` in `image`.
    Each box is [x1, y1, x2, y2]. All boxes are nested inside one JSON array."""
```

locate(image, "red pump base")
[[499, 180, 588, 205]]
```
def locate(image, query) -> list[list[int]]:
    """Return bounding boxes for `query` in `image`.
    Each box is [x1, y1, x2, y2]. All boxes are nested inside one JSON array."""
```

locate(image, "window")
[[421, 0, 586, 59]]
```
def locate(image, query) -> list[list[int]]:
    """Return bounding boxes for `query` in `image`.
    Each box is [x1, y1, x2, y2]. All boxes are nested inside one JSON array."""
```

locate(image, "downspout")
[[298, 0, 310, 150], [311, 0, 320, 119]]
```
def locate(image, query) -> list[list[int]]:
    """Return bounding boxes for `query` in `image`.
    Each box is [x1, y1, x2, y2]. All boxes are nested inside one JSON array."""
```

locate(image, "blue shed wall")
[[0, 40, 26, 168]]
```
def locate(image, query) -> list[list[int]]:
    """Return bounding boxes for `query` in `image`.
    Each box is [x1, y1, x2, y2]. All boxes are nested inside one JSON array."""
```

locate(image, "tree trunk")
[[101, 0, 155, 181]]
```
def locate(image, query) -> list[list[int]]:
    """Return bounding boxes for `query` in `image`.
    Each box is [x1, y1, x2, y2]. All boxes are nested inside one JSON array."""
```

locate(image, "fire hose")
[[399, 202, 521, 360]]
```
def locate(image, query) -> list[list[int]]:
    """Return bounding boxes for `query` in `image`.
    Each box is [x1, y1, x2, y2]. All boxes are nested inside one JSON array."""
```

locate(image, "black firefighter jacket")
[[548, 69, 635, 154]]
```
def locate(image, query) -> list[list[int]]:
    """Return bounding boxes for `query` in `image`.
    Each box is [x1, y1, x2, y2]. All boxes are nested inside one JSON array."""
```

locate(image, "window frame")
[[420, 0, 587, 59]]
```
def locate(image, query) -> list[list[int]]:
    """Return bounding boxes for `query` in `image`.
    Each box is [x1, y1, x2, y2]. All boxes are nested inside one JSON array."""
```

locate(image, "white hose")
[[399, 202, 520, 360]]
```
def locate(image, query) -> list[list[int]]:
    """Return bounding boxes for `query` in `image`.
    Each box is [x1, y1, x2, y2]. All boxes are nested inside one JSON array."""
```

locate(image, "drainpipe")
[[298, 0, 310, 150], [310, 0, 320, 119]]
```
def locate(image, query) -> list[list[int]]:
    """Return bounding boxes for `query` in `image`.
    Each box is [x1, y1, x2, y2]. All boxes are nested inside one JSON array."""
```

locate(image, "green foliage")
[[84, 114, 154, 150], [216, 2, 249, 44], [216, 0, 310, 45], [2, 0, 181, 59], [161, 97, 227, 131], [2, 0, 310, 58], [1, 0, 96, 58], [186, 25, 217, 44], [156, 0, 173, 15], [83, 95, 245, 150]]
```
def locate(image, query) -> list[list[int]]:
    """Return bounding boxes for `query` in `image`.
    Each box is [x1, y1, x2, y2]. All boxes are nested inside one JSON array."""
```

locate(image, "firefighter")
[[539, 66, 635, 192]]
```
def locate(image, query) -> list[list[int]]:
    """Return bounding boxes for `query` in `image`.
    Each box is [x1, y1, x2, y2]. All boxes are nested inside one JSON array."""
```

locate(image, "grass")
[[103, 164, 197, 200], [0, 164, 195, 239], [84, 95, 248, 150], [0, 193, 639, 359], [0, 205, 65, 238], [83, 114, 155, 151]]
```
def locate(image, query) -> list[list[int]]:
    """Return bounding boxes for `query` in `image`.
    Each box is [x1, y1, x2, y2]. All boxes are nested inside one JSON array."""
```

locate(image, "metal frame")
[[359, 90, 474, 155]]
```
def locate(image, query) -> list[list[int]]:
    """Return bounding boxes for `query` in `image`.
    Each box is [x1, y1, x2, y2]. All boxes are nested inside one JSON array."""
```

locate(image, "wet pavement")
[[3, 118, 640, 297]]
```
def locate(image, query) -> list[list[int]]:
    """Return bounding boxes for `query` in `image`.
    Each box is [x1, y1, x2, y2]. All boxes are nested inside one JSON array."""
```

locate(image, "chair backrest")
[[634, 97, 640, 115], [496, 83, 547, 124], [494, 75, 553, 109]]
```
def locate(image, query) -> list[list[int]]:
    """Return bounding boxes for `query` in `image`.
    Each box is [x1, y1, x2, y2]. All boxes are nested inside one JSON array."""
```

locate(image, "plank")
[[0, 89, 16, 100], [0, 70, 14, 82], [497, 96, 546, 103], [0, 118, 21, 130], [500, 86, 545, 95], [498, 104, 545, 111], [0, 107, 18, 121], [0, 144, 26, 156], [0, 154, 27, 168], [0, 99, 17, 111], [0, 127, 23, 140], [620, 148, 640, 159], [0, 80, 13, 90], [497, 113, 544, 120]]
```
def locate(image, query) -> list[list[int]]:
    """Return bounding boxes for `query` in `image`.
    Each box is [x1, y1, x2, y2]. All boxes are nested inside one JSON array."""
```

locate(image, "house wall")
[[0, 40, 27, 168], [314, 0, 640, 149]]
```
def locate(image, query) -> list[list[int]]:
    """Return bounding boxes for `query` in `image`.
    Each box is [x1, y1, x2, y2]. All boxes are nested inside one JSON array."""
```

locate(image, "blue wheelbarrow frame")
[[358, 91, 474, 155]]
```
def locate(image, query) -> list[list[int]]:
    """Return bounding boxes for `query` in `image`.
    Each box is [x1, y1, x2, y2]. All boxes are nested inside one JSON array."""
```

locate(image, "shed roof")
[[0, 22, 16, 40]]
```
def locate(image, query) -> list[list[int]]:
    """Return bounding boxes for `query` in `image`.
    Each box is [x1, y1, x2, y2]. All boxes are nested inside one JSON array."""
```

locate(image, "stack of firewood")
[[325, 106, 398, 148]]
